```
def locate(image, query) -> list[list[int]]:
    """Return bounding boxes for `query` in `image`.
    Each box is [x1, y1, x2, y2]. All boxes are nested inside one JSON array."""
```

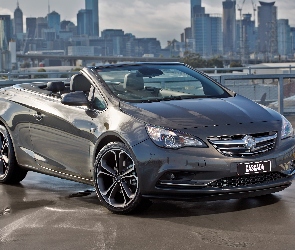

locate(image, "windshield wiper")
[[162, 96, 183, 101]]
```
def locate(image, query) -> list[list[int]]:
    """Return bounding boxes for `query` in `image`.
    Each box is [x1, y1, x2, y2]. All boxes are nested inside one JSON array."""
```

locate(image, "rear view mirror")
[[61, 91, 88, 106]]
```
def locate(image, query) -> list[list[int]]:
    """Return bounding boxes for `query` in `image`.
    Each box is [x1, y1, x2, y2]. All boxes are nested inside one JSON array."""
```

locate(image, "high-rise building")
[[36, 17, 48, 39], [291, 27, 295, 54], [14, 1, 23, 35], [26, 17, 37, 39], [77, 9, 93, 36], [257, 1, 278, 55], [190, 0, 201, 20], [0, 15, 12, 50], [236, 13, 257, 62], [222, 0, 236, 56], [85, 0, 99, 36], [211, 15, 223, 56], [192, 11, 212, 57], [47, 11, 61, 34], [191, 1, 218, 57], [277, 19, 292, 57]]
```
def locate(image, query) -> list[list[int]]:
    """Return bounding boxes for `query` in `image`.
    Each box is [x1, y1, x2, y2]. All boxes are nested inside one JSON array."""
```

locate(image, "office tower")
[[14, 1, 23, 35], [77, 9, 93, 36], [26, 17, 37, 39], [36, 17, 48, 38], [291, 27, 295, 54], [222, 0, 236, 56], [192, 13, 212, 56], [191, 0, 201, 19], [277, 19, 291, 57], [191, 1, 213, 57], [211, 15, 223, 56], [237, 14, 256, 56], [85, 0, 99, 36], [257, 1, 278, 55], [47, 11, 61, 34], [0, 15, 12, 50]]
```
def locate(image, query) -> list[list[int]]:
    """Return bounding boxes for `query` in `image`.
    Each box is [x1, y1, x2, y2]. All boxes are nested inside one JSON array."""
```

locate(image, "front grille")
[[208, 132, 277, 157], [208, 172, 287, 188]]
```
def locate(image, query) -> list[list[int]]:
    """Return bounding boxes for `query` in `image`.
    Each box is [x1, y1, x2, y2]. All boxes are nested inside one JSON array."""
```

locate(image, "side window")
[[89, 85, 107, 111]]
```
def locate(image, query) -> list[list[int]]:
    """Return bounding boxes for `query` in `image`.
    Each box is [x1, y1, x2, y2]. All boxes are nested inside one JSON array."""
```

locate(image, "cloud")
[[100, 0, 190, 45], [0, 7, 13, 16]]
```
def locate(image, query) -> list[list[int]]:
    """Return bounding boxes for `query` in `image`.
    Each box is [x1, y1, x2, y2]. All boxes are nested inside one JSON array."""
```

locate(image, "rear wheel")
[[0, 125, 27, 184], [94, 142, 147, 214]]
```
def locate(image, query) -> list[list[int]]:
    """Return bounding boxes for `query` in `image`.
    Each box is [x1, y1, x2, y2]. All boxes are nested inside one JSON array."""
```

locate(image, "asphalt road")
[[1, 115, 295, 250]]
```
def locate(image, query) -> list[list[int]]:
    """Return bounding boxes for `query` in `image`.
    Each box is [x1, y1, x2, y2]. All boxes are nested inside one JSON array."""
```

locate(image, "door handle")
[[33, 112, 43, 121]]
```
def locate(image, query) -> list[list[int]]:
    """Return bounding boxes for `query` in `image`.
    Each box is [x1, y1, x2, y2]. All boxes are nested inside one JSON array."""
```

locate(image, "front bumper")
[[133, 137, 295, 200]]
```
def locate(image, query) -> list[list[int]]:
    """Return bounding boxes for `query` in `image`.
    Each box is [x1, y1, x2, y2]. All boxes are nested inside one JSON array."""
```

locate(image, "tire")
[[94, 142, 147, 214], [0, 125, 28, 184]]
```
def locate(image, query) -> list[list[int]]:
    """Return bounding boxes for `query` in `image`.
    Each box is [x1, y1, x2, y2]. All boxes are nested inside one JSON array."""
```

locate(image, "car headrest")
[[70, 74, 91, 92], [124, 73, 144, 91], [47, 81, 65, 92]]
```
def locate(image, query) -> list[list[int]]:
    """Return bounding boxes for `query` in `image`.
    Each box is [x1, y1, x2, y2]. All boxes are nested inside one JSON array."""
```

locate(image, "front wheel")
[[94, 142, 146, 214], [0, 125, 28, 184]]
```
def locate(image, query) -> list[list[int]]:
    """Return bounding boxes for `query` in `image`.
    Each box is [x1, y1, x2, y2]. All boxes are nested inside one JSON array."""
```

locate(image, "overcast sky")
[[0, 0, 295, 47]]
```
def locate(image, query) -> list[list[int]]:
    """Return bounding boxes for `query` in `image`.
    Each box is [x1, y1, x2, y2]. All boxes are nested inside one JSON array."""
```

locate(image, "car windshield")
[[93, 64, 231, 102]]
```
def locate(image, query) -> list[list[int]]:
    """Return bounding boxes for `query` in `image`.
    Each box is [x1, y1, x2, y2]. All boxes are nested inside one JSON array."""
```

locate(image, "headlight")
[[146, 125, 207, 149], [281, 115, 293, 139]]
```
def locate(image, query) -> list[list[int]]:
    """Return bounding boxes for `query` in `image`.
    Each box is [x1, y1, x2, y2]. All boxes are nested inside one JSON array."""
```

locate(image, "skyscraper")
[[277, 19, 291, 57], [191, 0, 221, 57], [222, 0, 236, 56], [190, 0, 201, 19], [77, 9, 93, 36], [85, 0, 99, 36], [47, 11, 61, 34], [0, 15, 12, 50], [26, 17, 37, 39], [257, 1, 278, 55], [14, 1, 23, 35], [211, 15, 223, 56]]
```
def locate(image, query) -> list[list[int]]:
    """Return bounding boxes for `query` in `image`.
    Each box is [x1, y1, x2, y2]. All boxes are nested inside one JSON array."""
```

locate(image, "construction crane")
[[237, 0, 257, 23], [237, 0, 246, 21], [237, 0, 257, 64]]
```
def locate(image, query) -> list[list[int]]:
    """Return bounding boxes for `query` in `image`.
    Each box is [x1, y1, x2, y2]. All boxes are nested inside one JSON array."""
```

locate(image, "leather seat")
[[47, 81, 65, 92], [123, 73, 144, 91], [70, 74, 91, 92]]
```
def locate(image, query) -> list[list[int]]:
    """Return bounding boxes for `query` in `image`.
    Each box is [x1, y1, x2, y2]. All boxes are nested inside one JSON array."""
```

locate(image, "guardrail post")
[[7, 72, 11, 80], [290, 65, 292, 74], [278, 76, 284, 114], [248, 67, 252, 75]]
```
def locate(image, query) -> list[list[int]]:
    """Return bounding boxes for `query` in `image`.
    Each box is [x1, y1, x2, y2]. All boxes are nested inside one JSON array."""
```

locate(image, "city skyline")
[[1, 0, 295, 47]]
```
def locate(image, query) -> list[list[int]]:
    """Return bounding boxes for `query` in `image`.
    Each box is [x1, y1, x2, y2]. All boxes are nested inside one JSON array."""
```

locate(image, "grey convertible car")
[[0, 62, 295, 213]]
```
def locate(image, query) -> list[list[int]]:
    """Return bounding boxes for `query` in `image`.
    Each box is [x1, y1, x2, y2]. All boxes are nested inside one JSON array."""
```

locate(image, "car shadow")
[[135, 194, 281, 218]]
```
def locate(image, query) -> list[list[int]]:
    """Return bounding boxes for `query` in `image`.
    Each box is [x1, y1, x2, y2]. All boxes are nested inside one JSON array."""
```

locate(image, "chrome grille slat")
[[208, 132, 277, 157]]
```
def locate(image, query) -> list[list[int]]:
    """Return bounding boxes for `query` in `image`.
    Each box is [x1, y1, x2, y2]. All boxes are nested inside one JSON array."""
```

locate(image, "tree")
[[181, 52, 206, 68], [35, 68, 48, 78], [21, 61, 31, 68], [229, 62, 243, 72]]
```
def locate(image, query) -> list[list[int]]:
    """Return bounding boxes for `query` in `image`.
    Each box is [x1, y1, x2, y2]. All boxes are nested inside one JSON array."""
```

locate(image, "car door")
[[29, 87, 106, 180]]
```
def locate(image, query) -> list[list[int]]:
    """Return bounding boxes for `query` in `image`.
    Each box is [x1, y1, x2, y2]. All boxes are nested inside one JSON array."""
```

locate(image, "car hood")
[[120, 95, 281, 131]]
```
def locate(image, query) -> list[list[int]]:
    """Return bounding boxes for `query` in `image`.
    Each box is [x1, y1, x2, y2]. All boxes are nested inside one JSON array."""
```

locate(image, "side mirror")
[[61, 91, 88, 106]]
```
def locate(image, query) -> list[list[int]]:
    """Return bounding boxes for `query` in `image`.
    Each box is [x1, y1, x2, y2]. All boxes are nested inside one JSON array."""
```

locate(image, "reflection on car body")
[[0, 62, 295, 214]]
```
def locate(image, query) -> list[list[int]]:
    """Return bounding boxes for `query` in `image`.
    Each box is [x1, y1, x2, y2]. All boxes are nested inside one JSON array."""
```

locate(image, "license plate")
[[237, 160, 271, 175]]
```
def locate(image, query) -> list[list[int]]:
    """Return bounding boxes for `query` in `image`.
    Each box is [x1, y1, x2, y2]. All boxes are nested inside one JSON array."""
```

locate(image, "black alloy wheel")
[[0, 125, 27, 184], [94, 142, 145, 214]]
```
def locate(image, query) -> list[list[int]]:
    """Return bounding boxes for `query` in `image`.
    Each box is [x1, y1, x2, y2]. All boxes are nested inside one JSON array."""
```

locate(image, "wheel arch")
[[93, 132, 132, 165], [0, 118, 18, 163]]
